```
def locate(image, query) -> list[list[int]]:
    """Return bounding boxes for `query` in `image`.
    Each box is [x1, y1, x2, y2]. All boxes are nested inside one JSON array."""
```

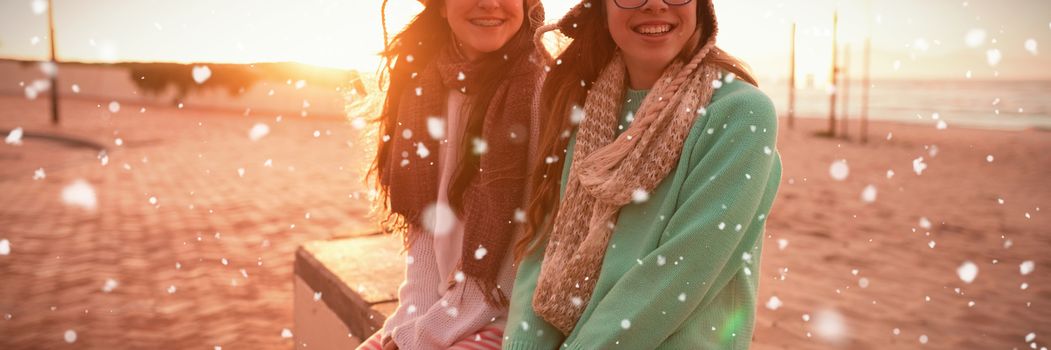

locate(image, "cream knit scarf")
[[532, 20, 723, 335]]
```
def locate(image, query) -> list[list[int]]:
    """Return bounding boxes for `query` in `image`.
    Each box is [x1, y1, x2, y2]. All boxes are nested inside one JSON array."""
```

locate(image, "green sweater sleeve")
[[562, 89, 780, 349], [503, 242, 566, 350]]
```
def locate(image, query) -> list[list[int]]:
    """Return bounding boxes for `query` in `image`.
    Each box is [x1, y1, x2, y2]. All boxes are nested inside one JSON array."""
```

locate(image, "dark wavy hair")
[[370, 0, 545, 245]]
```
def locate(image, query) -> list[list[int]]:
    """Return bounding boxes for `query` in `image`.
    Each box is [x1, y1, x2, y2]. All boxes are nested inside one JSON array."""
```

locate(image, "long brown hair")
[[514, 0, 758, 261], [370, 0, 545, 245]]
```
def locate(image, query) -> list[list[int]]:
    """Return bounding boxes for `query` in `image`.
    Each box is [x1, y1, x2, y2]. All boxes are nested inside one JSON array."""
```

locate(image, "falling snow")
[[61, 180, 97, 211], [964, 29, 986, 48], [63, 329, 77, 343], [471, 138, 488, 155], [249, 123, 270, 141], [986, 49, 1002, 66], [918, 217, 932, 229], [421, 202, 457, 236], [912, 157, 927, 175], [860, 185, 877, 203], [416, 143, 430, 158], [570, 105, 585, 125], [1024, 39, 1038, 55], [427, 117, 446, 140], [765, 296, 782, 310], [31, 0, 48, 14], [829, 160, 849, 181], [631, 188, 650, 203], [957, 261, 978, 284], [101, 278, 119, 293], [5, 127, 24, 145], [192, 65, 212, 84], [1019, 260, 1034, 275], [813, 309, 846, 343]]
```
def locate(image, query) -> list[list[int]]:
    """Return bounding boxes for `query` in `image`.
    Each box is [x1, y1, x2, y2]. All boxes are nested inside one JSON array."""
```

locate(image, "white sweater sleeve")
[[389, 238, 518, 349], [380, 225, 443, 340]]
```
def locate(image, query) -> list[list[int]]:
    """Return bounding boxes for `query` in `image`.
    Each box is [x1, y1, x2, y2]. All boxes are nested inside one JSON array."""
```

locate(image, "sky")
[[0, 0, 1049, 82]]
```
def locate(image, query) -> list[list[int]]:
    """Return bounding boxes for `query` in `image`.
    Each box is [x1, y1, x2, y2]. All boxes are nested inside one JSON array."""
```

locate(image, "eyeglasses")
[[613, 0, 693, 10]]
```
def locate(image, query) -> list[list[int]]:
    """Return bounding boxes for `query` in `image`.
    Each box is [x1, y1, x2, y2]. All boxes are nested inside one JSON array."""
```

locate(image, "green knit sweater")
[[503, 78, 782, 350]]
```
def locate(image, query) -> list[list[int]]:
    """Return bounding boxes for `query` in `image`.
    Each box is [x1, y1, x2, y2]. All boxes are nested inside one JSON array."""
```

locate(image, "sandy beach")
[[754, 117, 1050, 349], [0, 61, 1048, 348]]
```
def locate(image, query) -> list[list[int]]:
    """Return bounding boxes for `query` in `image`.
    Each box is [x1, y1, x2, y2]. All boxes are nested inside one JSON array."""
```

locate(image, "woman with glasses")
[[502, 0, 781, 348]]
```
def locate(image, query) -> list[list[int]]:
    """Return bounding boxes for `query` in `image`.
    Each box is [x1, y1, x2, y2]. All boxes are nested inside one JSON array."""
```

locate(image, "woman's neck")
[[623, 57, 670, 90]]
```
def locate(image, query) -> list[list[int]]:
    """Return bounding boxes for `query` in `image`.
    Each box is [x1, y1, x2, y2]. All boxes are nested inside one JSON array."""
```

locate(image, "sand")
[[753, 117, 1050, 349], [2, 60, 1048, 348]]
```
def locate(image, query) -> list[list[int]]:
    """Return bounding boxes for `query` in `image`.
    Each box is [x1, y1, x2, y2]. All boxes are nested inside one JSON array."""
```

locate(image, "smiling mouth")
[[633, 23, 675, 36], [470, 18, 506, 27]]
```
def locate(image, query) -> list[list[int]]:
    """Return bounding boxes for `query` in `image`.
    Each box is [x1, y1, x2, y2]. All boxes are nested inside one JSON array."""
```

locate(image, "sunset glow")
[[0, 0, 1048, 82]]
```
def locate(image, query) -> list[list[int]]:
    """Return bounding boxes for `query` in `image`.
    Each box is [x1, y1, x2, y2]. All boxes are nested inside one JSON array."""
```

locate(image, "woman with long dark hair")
[[357, 0, 544, 349], [504, 0, 781, 348]]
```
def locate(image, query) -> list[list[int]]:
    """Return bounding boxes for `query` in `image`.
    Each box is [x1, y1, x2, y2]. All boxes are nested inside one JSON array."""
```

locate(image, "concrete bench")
[[293, 231, 402, 349]]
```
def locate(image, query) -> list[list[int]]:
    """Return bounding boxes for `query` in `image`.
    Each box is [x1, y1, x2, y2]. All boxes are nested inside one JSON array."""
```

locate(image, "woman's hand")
[[381, 336, 398, 350]]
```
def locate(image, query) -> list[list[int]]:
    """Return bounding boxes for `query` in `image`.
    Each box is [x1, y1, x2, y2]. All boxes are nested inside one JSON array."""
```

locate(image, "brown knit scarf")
[[531, 0, 723, 334], [384, 42, 540, 306]]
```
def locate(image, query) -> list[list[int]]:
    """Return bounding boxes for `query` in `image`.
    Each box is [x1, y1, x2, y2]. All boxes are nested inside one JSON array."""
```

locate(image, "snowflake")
[[427, 117, 446, 140], [1024, 39, 1038, 55], [62, 179, 97, 211], [63, 329, 77, 343], [957, 261, 978, 284], [1020, 260, 1034, 275], [192, 65, 211, 84], [765, 296, 782, 310], [813, 309, 846, 343], [986, 49, 1002, 67], [421, 202, 457, 236], [472, 138, 488, 155], [631, 188, 649, 203], [912, 157, 927, 175], [31, 0, 48, 14], [5, 127, 23, 145], [101, 278, 119, 293], [861, 185, 877, 203], [570, 105, 585, 125], [829, 160, 849, 181], [249, 123, 270, 141], [964, 29, 986, 48], [416, 143, 430, 158]]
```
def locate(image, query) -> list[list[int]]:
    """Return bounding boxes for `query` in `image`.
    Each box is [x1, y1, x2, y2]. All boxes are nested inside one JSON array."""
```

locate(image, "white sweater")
[[380, 90, 519, 349]]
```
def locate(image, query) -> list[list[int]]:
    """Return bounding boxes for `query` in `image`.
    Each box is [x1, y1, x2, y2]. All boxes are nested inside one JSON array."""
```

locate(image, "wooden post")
[[47, 0, 60, 125], [826, 11, 838, 137], [860, 1, 873, 144], [840, 44, 850, 140], [788, 22, 796, 130]]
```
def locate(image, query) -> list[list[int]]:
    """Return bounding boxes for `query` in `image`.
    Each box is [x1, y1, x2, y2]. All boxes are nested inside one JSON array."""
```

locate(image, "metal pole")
[[47, 0, 60, 125]]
